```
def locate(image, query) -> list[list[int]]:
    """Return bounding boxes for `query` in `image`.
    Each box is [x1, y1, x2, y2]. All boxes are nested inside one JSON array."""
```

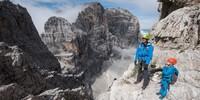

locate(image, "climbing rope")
[[107, 78, 117, 91]]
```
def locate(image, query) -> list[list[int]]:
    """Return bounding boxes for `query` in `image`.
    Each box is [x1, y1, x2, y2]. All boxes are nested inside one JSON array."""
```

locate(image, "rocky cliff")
[[0, 1, 60, 71], [97, 47, 200, 100], [0, 1, 92, 100], [105, 8, 139, 46], [1, 0, 200, 100], [40, 16, 73, 54], [152, 4, 200, 50], [40, 2, 140, 99], [158, 0, 200, 19], [41, 2, 139, 52], [96, 2, 200, 100]]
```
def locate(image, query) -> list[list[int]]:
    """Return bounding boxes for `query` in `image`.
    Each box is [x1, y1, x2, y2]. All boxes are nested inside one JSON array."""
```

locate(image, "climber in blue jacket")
[[134, 33, 154, 90], [152, 58, 179, 99]]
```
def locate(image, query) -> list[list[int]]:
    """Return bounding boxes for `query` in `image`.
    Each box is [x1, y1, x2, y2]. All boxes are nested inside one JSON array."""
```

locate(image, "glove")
[[134, 60, 138, 65]]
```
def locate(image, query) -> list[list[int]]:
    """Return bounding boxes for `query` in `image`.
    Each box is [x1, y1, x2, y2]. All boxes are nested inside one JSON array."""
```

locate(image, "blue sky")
[[13, 0, 159, 33]]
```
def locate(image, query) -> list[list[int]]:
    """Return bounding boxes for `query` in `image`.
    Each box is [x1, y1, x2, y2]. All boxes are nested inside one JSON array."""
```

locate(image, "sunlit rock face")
[[152, 4, 200, 50], [97, 3, 200, 100], [158, 0, 200, 19], [40, 16, 74, 54], [97, 47, 200, 100]]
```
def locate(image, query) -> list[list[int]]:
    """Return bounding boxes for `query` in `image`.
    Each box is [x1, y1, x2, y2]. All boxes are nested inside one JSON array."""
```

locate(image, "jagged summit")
[[40, 2, 140, 99], [106, 8, 132, 16], [83, 2, 103, 7], [44, 16, 71, 34]]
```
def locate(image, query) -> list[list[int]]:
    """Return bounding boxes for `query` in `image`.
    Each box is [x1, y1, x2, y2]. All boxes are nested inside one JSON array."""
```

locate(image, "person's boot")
[[142, 86, 146, 90], [134, 81, 140, 84], [159, 96, 164, 100], [156, 92, 160, 95]]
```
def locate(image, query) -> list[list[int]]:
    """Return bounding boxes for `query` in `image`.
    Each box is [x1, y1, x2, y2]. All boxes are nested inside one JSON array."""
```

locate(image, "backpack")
[[170, 74, 178, 85]]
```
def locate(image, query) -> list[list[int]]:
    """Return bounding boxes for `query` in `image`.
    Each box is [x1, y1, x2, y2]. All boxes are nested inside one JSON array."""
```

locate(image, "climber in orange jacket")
[[151, 58, 179, 99]]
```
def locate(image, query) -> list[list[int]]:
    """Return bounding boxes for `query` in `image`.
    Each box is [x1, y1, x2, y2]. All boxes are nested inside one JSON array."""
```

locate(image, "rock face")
[[152, 4, 200, 50], [148, 4, 200, 100], [40, 16, 73, 54], [22, 88, 92, 100], [105, 8, 139, 46], [0, 1, 60, 71], [40, 2, 140, 99], [41, 2, 139, 70], [158, 0, 200, 19], [0, 43, 46, 96], [98, 47, 200, 100], [0, 83, 27, 100], [96, 2, 200, 100], [97, 2, 200, 100], [73, 3, 113, 77], [0, 1, 92, 100]]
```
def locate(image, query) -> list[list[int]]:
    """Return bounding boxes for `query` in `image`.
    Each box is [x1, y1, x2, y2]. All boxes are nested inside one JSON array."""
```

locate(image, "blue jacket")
[[134, 42, 154, 64], [162, 65, 179, 83]]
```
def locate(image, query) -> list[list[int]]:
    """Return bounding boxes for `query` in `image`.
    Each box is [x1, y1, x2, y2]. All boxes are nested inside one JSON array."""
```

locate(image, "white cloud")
[[8, 0, 159, 32], [107, 0, 158, 12], [11, 0, 84, 33]]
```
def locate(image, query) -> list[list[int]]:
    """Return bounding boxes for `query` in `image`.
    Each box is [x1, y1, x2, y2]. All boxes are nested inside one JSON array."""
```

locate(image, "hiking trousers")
[[159, 79, 170, 97], [135, 61, 150, 88]]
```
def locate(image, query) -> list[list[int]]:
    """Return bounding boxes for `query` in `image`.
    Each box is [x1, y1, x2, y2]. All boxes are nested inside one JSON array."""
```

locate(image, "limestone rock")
[[40, 2, 140, 100], [0, 1, 87, 100], [40, 2, 139, 83], [0, 0, 60, 72], [105, 8, 140, 46], [40, 16, 73, 54], [158, 0, 200, 19], [75, 2, 105, 33], [0, 83, 27, 100], [97, 1, 200, 100], [41, 2, 139, 73], [23, 88, 92, 100], [152, 4, 200, 50], [0, 42, 46, 95], [97, 47, 200, 100]]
